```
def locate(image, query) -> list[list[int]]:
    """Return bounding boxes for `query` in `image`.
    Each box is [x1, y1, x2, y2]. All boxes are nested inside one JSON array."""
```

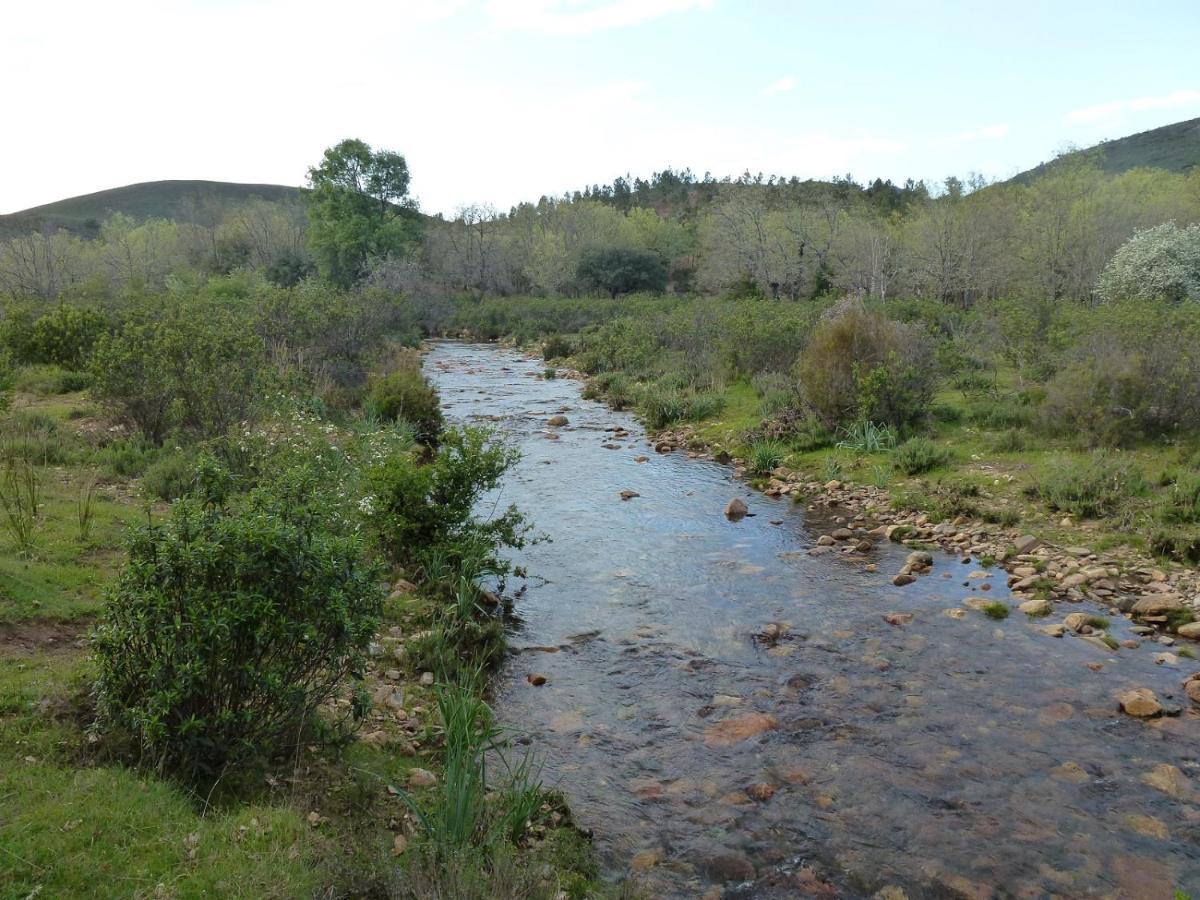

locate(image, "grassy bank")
[[458, 293, 1200, 568], [0, 285, 613, 897]]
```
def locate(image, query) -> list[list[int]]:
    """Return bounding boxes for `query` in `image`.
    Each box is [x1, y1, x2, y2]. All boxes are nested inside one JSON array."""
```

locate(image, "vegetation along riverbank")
[[1, 118, 1200, 896]]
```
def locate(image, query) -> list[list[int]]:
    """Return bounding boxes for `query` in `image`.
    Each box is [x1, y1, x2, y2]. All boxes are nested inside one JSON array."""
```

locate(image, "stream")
[[426, 341, 1200, 899]]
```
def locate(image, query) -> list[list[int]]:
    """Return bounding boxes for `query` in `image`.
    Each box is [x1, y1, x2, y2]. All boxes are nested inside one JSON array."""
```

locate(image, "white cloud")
[[1066, 88, 1200, 124], [482, 0, 714, 34], [762, 75, 795, 96]]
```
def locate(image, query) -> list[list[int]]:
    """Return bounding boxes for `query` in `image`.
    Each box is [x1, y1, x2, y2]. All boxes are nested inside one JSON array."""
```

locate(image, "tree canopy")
[[306, 138, 421, 287]]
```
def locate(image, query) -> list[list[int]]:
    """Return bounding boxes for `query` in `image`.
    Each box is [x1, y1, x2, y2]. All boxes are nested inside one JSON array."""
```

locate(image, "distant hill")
[[0, 180, 305, 238], [1010, 117, 1200, 184]]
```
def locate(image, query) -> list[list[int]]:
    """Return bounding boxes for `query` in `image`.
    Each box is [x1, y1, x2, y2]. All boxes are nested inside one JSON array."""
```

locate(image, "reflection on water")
[[426, 342, 1200, 898]]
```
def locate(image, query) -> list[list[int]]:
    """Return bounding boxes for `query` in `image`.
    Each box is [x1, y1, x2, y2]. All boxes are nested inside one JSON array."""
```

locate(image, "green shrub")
[[797, 300, 933, 429], [90, 304, 263, 445], [965, 397, 1034, 429], [989, 428, 1027, 453], [982, 602, 1009, 620], [892, 437, 951, 475], [748, 439, 787, 476], [364, 427, 525, 574], [366, 362, 443, 445], [540, 334, 574, 361], [24, 305, 109, 369], [1157, 471, 1200, 524], [93, 484, 382, 781], [1031, 453, 1148, 519], [140, 451, 198, 501], [751, 372, 796, 416], [1039, 302, 1200, 446], [98, 436, 160, 478]]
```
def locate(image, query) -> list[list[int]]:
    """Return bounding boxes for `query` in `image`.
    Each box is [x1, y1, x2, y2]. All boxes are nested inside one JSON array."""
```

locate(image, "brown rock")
[[704, 713, 779, 747], [1117, 688, 1162, 718], [547, 415, 569, 426], [526, 673, 548, 686], [892, 573, 916, 587], [725, 497, 749, 521]]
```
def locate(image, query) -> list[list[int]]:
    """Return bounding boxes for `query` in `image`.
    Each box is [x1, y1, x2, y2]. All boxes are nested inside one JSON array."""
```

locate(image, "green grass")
[[982, 601, 1010, 620], [0, 466, 140, 622], [0, 653, 318, 898]]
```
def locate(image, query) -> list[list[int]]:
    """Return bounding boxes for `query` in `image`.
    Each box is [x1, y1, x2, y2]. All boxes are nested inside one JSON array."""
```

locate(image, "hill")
[[1010, 116, 1200, 183], [0, 180, 305, 238]]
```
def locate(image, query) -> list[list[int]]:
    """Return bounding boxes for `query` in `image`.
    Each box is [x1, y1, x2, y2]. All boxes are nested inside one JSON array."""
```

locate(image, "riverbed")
[[426, 341, 1200, 899]]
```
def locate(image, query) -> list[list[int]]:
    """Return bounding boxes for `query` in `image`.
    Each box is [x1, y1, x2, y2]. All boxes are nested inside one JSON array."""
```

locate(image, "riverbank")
[[0, 355, 613, 897]]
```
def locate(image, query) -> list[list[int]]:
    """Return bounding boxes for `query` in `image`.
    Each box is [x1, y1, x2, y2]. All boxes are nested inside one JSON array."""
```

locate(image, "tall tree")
[[306, 138, 420, 287]]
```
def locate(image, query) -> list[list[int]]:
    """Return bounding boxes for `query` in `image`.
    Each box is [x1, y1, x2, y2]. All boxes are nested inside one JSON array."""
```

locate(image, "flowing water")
[[426, 341, 1200, 899]]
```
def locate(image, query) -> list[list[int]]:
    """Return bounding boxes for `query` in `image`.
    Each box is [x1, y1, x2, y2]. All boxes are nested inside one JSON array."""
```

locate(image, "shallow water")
[[426, 341, 1200, 898]]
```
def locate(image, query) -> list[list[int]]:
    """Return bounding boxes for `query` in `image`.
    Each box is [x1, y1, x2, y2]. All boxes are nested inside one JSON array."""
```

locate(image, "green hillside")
[[1011, 116, 1200, 183], [0, 179, 305, 237]]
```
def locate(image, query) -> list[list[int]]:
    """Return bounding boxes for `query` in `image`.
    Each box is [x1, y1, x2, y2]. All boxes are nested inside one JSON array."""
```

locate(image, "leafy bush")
[[576, 247, 667, 298], [25, 305, 109, 369], [97, 436, 160, 478], [892, 437, 951, 475], [90, 303, 264, 445], [797, 300, 933, 429], [1097, 221, 1200, 303], [364, 427, 525, 574], [748, 439, 786, 475], [140, 451, 198, 501], [751, 372, 796, 416], [366, 360, 443, 445], [982, 601, 1009, 620], [540, 334, 574, 361], [1031, 453, 1148, 519], [1040, 302, 1200, 446], [93, 482, 382, 780]]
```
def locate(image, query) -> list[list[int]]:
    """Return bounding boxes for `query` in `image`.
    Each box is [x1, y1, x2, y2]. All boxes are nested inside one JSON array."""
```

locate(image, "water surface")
[[427, 341, 1200, 899]]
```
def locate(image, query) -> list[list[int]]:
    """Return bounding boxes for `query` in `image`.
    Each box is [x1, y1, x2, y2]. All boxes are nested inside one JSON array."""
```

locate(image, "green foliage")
[[367, 358, 444, 445], [1040, 301, 1200, 446], [748, 439, 787, 475], [1031, 453, 1148, 519], [93, 480, 383, 781], [637, 384, 724, 429], [306, 138, 420, 287], [1158, 471, 1200, 524], [0, 458, 41, 556], [576, 247, 667, 298], [540, 334, 574, 361], [982, 601, 1009, 620], [835, 420, 897, 453], [405, 678, 542, 855], [0, 411, 73, 465], [13, 364, 92, 395], [140, 450, 199, 501], [89, 300, 264, 445], [892, 437, 952, 475], [364, 427, 525, 574], [23, 305, 109, 368], [797, 301, 933, 429]]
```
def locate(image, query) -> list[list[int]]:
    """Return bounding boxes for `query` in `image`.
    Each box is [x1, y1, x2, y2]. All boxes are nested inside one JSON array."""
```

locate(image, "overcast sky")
[[4, 0, 1199, 216]]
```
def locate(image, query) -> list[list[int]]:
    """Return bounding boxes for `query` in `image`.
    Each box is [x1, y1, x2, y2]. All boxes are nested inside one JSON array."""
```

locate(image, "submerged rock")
[[725, 497, 749, 521], [1117, 688, 1163, 718]]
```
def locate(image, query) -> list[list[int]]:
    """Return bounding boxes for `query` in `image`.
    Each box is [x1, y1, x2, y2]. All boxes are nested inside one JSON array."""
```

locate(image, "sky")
[[3, 0, 1200, 216]]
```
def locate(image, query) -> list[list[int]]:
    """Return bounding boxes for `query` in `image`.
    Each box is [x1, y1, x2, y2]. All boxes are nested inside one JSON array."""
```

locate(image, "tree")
[[306, 138, 421, 287], [1097, 221, 1200, 303], [576, 247, 667, 297]]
